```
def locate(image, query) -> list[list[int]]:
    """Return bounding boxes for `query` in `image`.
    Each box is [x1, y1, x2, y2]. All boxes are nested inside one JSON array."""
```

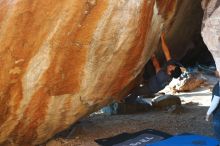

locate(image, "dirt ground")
[[44, 74, 218, 146]]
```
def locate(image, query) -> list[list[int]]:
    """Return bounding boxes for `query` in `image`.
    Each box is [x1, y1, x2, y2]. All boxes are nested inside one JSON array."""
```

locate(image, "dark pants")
[[213, 113, 220, 141], [125, 84, 153, 104]]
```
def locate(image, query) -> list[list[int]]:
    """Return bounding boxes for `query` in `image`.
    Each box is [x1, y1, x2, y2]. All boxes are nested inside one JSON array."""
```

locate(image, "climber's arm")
[[161, 32, 171, 61], [151, 54, 161, 73]]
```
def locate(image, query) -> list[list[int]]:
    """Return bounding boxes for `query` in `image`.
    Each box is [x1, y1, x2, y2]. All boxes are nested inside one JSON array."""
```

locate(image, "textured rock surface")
[[169, 73, 206, 92], [0, 0, 202, 145], [202, 0, 220, 71], [152, 95, 181, 110], [157, 0, 204, 61]]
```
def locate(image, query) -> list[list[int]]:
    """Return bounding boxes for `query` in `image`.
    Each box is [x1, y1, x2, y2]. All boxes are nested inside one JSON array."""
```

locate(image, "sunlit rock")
[[202, 0, 220, 72], [0, 0, 203, 145]]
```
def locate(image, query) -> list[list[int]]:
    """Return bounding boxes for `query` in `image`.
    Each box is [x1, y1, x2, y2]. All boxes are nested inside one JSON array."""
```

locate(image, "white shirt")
[[207, 95, 220, 116]]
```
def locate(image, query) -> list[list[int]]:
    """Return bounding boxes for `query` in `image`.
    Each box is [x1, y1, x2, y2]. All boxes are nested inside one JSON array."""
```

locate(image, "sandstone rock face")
[[202, 0, 220, 72], [0, 0, 201, 145]]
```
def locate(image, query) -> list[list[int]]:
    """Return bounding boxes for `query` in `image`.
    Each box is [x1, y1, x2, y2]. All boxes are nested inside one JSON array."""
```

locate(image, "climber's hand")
[[161, 32, 165, 40], [205, 114, 211, 122]]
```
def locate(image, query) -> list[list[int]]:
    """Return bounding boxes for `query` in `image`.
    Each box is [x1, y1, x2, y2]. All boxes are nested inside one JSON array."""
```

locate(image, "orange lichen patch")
[[12, 87, 50, 145], [74, 0, 107, 44], [8, 81, 23, 115], [59, 96, 73, 123], [0, 0, 78, 105], [0, 1, 8, 24], [44, 0, 108, 96], [0, 0, 63, 63], [0, 54, 17, 125], [9, 67, 22, 75], [0, 82, 24, 142], [0, 0, 83, 129], [109, 0, 156, 98], [0, 88, 11, 125]]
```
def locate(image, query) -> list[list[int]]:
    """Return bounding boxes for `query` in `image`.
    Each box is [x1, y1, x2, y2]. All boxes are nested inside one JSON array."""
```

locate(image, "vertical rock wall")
[[202, 0, 220, 72]]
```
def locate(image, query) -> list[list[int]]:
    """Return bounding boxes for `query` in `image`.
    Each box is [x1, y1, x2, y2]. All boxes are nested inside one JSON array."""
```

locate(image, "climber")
[[206, 81, 220, 141], [124, 33, 184, 105]]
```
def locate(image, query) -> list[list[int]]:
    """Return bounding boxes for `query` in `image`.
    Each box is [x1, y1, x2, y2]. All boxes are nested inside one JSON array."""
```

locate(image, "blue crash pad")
[[147, 134, 219, 146]]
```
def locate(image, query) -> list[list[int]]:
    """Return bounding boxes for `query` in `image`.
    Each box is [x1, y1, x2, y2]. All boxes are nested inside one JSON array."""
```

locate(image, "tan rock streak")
[[0, 0, 180, 145]]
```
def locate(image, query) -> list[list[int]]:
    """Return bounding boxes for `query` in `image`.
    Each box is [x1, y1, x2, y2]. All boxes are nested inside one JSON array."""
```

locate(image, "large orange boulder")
[[0, 0, 201, 145]]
